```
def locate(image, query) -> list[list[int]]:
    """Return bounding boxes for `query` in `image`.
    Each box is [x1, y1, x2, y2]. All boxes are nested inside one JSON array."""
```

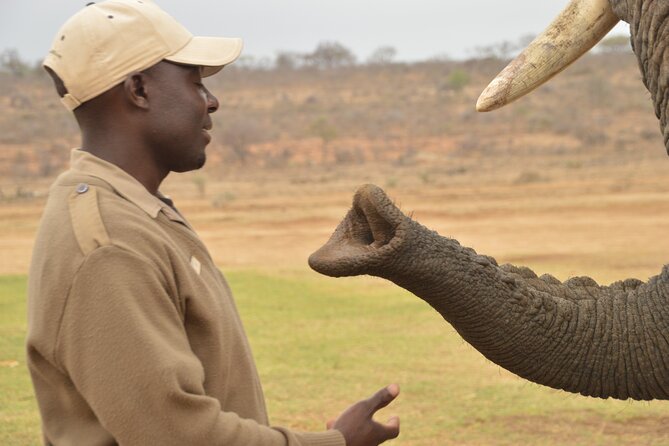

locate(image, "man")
[[26, 1, 400, 444]]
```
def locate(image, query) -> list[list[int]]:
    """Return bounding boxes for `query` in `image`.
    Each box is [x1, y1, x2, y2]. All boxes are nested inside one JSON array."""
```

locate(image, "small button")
[[76, 183, 89, 194]]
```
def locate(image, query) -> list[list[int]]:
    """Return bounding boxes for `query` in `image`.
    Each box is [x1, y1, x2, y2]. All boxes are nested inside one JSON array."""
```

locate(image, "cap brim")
[[166, 36, 243, 77]]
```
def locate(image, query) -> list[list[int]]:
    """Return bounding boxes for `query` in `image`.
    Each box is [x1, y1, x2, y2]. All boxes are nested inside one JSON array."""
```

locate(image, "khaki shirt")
[[27, 150, 344, 446]]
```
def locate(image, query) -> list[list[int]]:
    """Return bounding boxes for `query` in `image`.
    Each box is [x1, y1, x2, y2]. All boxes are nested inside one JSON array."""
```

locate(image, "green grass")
[[2, 272, 669, 445], [0, 276, 41, 445]]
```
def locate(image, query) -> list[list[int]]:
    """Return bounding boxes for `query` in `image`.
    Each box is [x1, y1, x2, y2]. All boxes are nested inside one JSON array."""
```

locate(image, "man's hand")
[[327, 384, 400, 446]]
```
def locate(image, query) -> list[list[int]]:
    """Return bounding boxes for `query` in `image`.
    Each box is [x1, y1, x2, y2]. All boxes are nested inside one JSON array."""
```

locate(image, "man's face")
[[143, 61, 219, 173]]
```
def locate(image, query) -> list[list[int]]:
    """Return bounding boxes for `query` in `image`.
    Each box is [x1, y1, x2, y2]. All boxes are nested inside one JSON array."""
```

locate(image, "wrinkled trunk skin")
[[610, 0, 669, 152], [310, 184, 669, 401]]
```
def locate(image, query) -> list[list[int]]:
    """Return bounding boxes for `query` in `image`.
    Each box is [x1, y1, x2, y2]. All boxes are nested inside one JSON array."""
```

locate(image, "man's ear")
[[124, 72, 150, 109]]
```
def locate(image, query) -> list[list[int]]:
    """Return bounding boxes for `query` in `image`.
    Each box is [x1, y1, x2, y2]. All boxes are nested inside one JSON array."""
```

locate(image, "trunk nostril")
[[352, 201, 395, 248]]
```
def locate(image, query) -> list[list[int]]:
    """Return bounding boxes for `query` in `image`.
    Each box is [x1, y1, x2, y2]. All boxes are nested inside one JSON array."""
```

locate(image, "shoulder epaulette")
[[68, 183, 111, 255]]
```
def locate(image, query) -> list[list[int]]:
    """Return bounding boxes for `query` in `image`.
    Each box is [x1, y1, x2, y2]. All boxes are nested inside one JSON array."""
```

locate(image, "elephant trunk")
[[310, 184, 669, 401]]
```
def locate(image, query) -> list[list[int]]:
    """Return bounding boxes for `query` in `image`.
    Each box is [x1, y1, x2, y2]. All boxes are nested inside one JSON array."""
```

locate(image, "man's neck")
[[80, 143, 167, 196]]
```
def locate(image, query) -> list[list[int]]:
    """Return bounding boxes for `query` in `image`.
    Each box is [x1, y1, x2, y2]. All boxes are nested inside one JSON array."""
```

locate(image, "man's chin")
[[173, 153, 206, 173], [195, 153, 206, 170]]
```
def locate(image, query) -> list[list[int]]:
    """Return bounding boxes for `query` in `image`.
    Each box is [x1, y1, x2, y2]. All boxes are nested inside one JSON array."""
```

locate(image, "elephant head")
[[310, 0, 669, 401]]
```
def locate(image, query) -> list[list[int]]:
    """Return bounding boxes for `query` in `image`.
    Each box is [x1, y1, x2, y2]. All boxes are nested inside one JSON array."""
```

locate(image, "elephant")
[[309, 0, 669, 402]]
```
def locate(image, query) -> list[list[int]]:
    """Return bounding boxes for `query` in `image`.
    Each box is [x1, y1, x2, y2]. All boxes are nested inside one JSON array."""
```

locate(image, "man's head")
[[45, 0, 241, 175]]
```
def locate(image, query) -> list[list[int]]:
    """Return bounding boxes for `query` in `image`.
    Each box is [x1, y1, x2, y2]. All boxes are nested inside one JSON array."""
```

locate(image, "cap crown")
[[44, 0, 193, 110]]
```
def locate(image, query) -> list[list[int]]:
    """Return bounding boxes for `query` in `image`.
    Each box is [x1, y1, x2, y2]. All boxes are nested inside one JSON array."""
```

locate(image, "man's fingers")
[[367, 383, 400, 412], [377, 416, 400, 440], [325, 418, 335, 430]]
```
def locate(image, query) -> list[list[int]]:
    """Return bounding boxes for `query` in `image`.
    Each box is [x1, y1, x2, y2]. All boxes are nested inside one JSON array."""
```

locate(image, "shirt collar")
[[69, 149, 181, 222]]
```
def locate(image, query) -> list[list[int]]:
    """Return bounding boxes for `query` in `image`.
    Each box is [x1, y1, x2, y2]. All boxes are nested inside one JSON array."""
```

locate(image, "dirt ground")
[[3, 137, 669, 288]]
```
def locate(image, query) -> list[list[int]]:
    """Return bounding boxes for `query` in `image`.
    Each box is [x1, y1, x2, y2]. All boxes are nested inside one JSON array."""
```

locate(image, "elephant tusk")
[[476, 0, 620, 112]]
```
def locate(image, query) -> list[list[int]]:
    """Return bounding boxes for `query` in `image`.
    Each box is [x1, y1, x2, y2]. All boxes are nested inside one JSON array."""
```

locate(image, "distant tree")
[[220, 117, 267, 164], [38, 153, 55, 177], [470, 36, 538, 60], [446, 68, 470, 92], [471, 40, 515, 60], [234, 55, 256, 70], [469, 34, 535, 60], [597, 34, 631, 53], [367, 46, 397, 65], [429, 53, 453, 62], [274, 51, 302, 71], [234, 55, 273, 71], [516, 33, 537, 49], [191, 174, 208, 198], [0, 49, 33, 77], [308, 117, 338, 162], [9, 93, 32, 109], [305, 41, 357, 70]]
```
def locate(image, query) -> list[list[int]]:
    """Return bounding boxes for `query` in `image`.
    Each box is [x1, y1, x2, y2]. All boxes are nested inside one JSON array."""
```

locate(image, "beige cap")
[[44, 0, 243, 110]]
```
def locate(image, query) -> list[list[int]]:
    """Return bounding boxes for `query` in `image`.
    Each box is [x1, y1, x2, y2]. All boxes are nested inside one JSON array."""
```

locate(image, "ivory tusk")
[[476, 0, 620, 112]]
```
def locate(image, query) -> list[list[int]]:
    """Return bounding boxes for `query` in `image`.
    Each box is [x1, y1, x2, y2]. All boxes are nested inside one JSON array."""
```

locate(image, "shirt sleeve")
[[55, 245, 344, 446]]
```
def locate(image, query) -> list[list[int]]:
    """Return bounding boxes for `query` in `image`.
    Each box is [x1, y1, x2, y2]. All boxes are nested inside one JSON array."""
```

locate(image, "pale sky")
[[1, 0, 630, 64]]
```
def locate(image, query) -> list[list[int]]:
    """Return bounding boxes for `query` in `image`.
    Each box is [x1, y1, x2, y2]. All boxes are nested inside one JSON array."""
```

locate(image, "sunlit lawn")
[[2, 272, 668, 445]]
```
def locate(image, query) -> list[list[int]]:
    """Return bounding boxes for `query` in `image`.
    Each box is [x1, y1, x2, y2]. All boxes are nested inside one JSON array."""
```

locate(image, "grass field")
[[3, 271, 669, 446]]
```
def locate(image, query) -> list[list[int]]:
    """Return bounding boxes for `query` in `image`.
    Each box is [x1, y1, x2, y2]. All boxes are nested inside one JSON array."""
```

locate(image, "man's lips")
[[202, 120, 213, 143]]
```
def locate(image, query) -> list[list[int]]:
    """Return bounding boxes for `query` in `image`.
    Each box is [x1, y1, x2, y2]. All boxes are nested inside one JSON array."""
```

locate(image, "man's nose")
[[206, 89, 219, 113]]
